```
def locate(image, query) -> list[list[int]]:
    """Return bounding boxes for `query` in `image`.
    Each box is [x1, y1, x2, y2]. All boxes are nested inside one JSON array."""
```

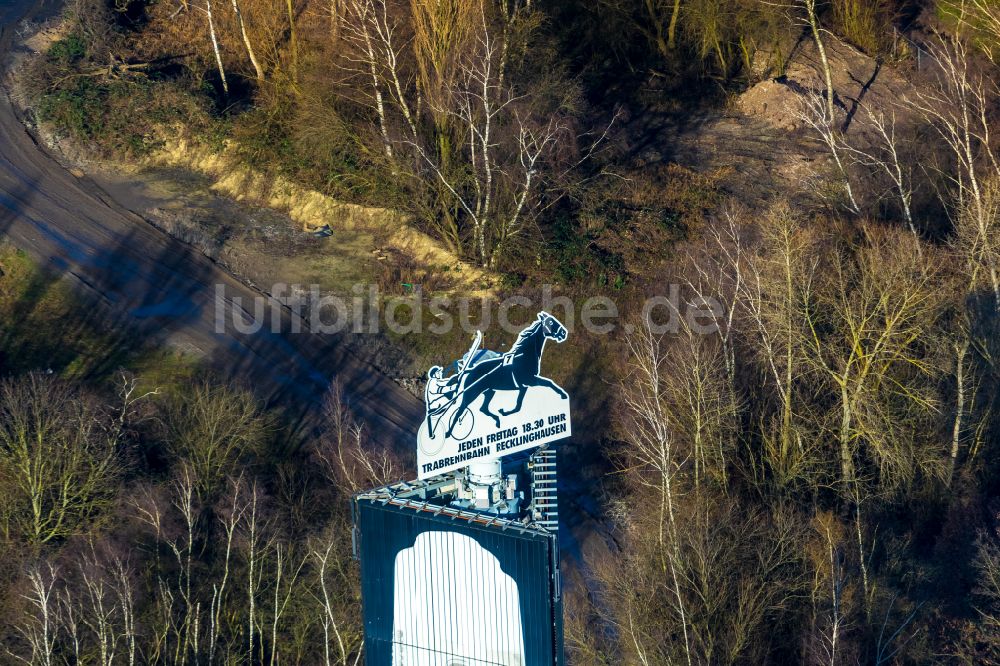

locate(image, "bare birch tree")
[[403, 1, 569, 267], [340, 0, 397, 159], [718, 204, 819, 485], [803, 0, 836, 120], [802, 226, 945, 493], [618, 320, 694, 665], [767, 0, 837, 118], [163, 382, 267, 499], [842, 108, 919, 237], [904, 39, 1000, 309], [16, 563, 59, 666], [202, 0, 228, 96], [337, 0, 583, 266], [793, 91, 862, 215], [314, 381, 401, 494], [231, 0, 265, 81], [313, 525, 365, 666], [662, 316, 737, 489], [806, 513, 849, 666], [133, 468, 202, 664]]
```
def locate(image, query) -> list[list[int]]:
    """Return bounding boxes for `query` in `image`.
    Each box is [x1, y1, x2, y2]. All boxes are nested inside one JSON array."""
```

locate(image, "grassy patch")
[[936, 0, 1000, 60], [228, 97, 404, 207], [0, 244, 133, 377], [126, 349, 200, 398], [830, 0, 893, 56], [0, 244, 198, 386]]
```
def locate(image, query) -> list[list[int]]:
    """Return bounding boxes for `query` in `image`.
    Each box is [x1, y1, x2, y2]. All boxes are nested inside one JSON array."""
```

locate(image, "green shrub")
[[37, 78, 100, 139], [47, 33, 86, 63], [36, 74, 208, 157], [547, 213, 628, 287]]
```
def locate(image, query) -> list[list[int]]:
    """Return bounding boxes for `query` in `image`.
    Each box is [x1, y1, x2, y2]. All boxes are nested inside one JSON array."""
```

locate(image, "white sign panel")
[[417, 311, 572, 479], [392, 531, 525, 665]]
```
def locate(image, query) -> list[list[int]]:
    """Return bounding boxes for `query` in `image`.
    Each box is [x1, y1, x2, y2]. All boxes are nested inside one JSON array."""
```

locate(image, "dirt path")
[[0, 0, 422, 443]]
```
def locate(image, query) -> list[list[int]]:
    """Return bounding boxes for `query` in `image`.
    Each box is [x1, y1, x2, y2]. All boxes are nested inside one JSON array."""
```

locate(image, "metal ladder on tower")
[[529, 446, 558, 532]]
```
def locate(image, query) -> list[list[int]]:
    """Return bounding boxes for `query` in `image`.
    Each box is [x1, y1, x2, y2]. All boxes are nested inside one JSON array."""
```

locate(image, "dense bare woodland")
[[3, 0, 1000, 663]]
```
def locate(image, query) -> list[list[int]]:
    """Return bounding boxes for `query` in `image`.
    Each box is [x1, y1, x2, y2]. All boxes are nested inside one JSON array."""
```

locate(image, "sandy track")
[[0, 0, 422, 444]]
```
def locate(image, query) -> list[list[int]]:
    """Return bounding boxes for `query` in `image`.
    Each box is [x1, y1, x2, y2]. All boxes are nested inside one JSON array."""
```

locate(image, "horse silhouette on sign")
[[431, 311, 568, 439]]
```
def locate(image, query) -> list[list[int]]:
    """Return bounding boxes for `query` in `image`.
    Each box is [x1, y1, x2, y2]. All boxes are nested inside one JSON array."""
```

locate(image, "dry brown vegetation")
[[0, 368, 393, 665], [7, 0, 1000, 663], [566, 209, 1000, 664]]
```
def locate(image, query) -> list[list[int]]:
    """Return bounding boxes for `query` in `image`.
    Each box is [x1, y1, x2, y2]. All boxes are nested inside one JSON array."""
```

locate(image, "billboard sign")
[[354, 497, 563, 665], [417, 311, 572, 479]]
